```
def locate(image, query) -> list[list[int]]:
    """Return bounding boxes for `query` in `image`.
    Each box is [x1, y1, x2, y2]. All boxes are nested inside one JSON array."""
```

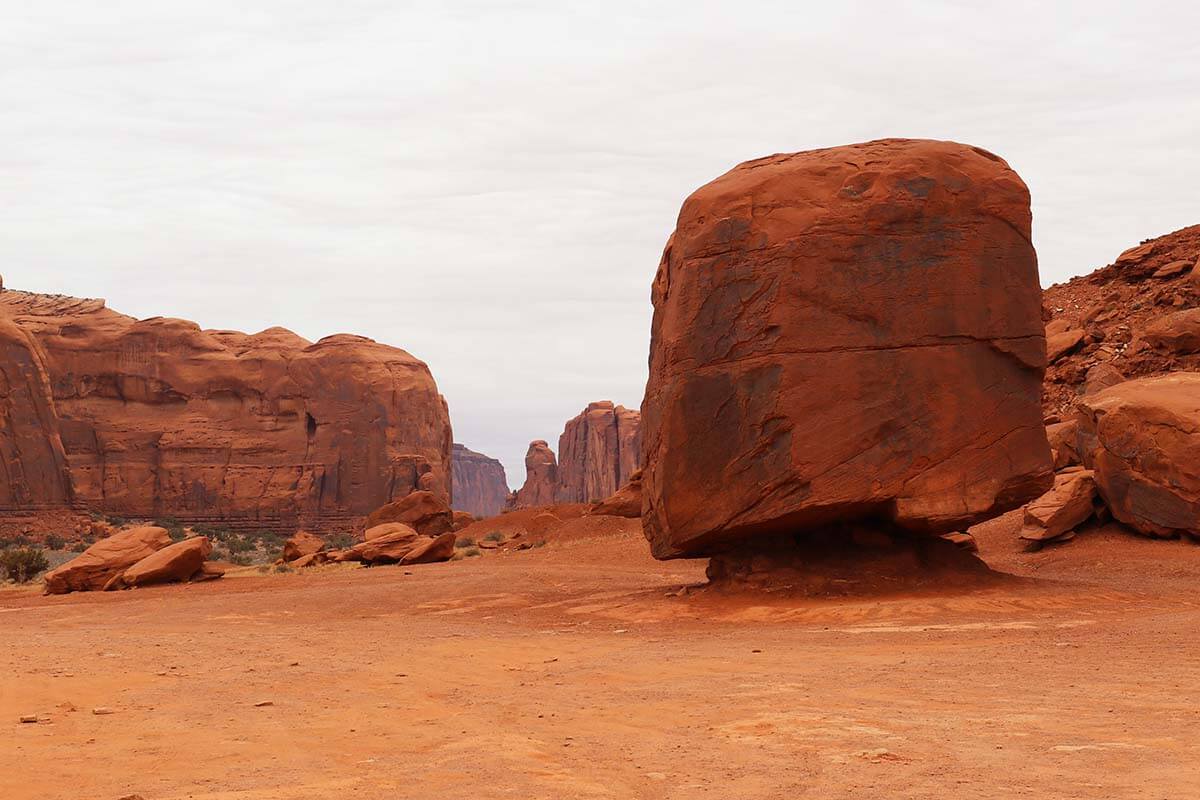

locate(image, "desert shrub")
[[455, 536, 476, 548], [326, 533, 354, 550], [155, 517, 186, 541], [105, 515, 127, 528], [228, 552, 254, 566], [463, 547, 482, 558], [483, 531, 504, 542], [1, 535, 32, 550], [45, 534, 65, 550], [0, 548, 50, 582], [274, 564, 293, 574], [207, 547, 228, 562], [256, 565, 270, 574], [71, 541, 88, 553]]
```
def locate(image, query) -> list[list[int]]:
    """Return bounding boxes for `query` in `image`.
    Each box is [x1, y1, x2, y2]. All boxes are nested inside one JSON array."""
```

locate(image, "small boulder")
[[1152, 260, 1193, 278], [355, 524, 421, 564], [1019, 470, 1098, 543], [43, 526, 172, 595], [109, 536, 214, 589], [399, 532, 457, 565], [1082, 363, 1125, 396], [1076, 374, 1200, 538], [281, 531, 325, 562], [365, 491, 454, 536], [587, 471, 643, 519], [1046, 420, 1081, 470], [1046, 322, 1086, 363], [1140, 308, 1200, 354]]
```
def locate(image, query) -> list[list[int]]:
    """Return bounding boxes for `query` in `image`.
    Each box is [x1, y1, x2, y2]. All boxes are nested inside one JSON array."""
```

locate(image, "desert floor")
[[3, 513, 1199, 800]]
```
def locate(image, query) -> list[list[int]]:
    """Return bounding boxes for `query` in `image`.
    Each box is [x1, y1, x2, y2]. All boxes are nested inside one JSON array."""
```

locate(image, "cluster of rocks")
[[1023, 373, 1200, 546], [276, 491, 471, 568], [1042, 224, 1200, 415], [637, 138, 1052, 576], [43, 526, 223, 594]]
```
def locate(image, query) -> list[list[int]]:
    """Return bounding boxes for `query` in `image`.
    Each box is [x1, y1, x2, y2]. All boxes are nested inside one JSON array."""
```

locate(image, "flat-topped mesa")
[[451, 443, 510, 518], [0, 289, 453, 532], [555, 401, 641, 504], [510, 440, 559, 509], [641, 138, 1053, 560]]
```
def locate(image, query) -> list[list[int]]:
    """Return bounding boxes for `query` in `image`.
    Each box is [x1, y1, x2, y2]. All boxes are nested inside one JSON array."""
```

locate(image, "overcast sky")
[[2, 2, 1198, 487]]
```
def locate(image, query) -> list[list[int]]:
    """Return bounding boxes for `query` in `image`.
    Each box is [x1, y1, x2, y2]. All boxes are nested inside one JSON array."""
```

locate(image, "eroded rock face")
[[0, 291, 452, 532], [451, 443, 510, 518], [556, 402, 641, 504], [510, 440, 559, 508], [1075, 373, 1200, 538], [43, 525, 172, 594], [641, 139, 1053, 559], [1019, 469, 1098, 543]]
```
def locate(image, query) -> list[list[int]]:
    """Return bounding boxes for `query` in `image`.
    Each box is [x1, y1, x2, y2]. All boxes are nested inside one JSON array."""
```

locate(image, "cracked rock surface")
[[641, 138, 1053, 559]]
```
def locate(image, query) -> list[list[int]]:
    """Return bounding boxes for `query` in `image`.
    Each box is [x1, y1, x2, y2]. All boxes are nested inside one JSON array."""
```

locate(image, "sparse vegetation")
[[456, 536, 476, 548], [0, 534, 33, 550], [274, 564, 293, 574], [463, 547, 482, 558], [155, 517, 186, 541], [483, 531, 504, 542], [0, 547, 50, 583], [71, 541, 88, 553], [45, 534, 65, 550], [327, 532, 354, 550]]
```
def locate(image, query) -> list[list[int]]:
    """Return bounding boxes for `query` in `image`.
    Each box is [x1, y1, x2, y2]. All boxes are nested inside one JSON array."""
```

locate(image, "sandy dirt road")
[[3, 515, 1199, 799]]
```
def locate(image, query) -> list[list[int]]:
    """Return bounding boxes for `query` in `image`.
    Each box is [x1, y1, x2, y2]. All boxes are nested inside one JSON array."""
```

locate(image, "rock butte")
[[509, 402, 642, 510], [451, 443, 510, 518], [641, 138, 1053, 559], [510, 440, 559, 509], [556, 401, 641, 504], [0, 290, 452, 532]]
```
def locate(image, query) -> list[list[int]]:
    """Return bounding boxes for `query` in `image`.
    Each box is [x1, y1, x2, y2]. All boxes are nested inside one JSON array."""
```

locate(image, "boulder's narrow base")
[[704, 526, 994, 596]]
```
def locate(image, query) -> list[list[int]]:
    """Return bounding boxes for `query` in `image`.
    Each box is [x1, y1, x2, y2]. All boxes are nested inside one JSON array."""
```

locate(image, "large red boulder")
[[110, 536, 215, 589], [641, 139, 1053, 559], [1075, 373, 1200, 538], [365, 491, 454, 535], [43, 526, 172, 594], [1140, 308, 1200, 354]]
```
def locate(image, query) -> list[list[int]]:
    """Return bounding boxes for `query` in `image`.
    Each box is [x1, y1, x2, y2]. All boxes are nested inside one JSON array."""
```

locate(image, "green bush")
[[229, 552, 254, 566], [0, 534, 32, 550], [455, 536, 476, 548], [45, 534, 65, 551], [155, 517, 186, 541], [71, 541, 88, 553], [0, 548, 50, 582]]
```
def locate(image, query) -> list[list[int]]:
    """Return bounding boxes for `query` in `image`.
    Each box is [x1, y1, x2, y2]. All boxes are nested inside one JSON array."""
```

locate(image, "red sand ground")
[[3, 515, 1199, 799]]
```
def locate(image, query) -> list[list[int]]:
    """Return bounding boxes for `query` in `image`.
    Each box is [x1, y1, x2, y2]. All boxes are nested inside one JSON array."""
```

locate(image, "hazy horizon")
[[4, 1, 1198, 486]]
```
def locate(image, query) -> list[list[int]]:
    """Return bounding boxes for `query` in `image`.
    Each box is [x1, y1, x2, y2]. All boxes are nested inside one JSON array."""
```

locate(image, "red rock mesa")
[[0, 290, 452, 532], [451, 443, 510, 518]]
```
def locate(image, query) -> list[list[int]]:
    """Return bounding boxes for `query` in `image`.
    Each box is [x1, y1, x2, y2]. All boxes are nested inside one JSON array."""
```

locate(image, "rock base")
[[704, 526, 993, 596]]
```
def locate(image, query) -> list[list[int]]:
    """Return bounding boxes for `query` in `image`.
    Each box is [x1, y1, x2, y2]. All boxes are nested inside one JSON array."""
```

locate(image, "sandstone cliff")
[[450, 443, 509, 518], [0, 290, 452, 532], [555, 401, 641, 504]]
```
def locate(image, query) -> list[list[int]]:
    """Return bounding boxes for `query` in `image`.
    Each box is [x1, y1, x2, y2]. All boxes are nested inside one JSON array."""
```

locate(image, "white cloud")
[[2, 0, 1198, 485]]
